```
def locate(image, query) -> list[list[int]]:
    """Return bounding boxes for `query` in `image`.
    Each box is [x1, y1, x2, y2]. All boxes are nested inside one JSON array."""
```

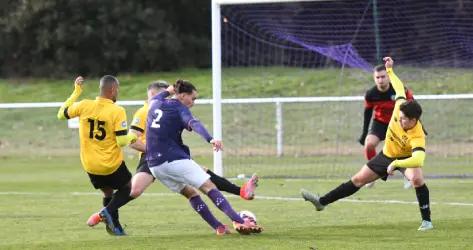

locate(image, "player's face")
[[399, 111, 417, 130], [373, 70, 390, 91], [180, 90, 198, 108]]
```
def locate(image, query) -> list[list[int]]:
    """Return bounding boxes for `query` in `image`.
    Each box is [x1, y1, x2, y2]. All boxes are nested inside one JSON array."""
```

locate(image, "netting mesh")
[[214, 1, 473, 178], [221, 1, 473, 69]]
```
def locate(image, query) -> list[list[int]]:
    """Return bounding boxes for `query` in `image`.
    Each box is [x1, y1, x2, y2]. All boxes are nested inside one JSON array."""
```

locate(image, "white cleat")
[[300, 189, 325, 211], [418, 220, 434, 231]]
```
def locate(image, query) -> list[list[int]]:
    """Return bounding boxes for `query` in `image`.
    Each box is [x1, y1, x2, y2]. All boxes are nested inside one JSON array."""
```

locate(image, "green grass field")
[[1, 155, 473, 249], [1, 67, 473, 249]]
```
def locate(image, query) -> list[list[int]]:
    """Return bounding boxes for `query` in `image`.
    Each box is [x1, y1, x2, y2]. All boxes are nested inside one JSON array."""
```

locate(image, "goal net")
[[210, 0, 473, 178]]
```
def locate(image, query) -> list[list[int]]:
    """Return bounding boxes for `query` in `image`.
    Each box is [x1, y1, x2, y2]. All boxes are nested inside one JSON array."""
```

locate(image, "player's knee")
[[200, 180, 217, 194], [410, 176, 424, 187], [364, 142, 376, 150], [129, 187, 143, 198], [351, 176, 366, 187]]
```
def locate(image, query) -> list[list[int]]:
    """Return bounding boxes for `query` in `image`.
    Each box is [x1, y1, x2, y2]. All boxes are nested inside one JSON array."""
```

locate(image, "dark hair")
[[373, 64, 386, 72], [148, 80, 169, 90], [99, 75, 119, 89], [400, 100, 422, 120], [174, 79, 196, 94]]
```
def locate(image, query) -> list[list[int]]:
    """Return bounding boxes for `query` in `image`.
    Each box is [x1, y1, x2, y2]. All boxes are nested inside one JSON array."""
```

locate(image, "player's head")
[[99, 75, 120, 102], [147, 80, 169, 101], [174, 79, 197, 108], [373, 65, 390, 91], [399, 100, 422, 130]]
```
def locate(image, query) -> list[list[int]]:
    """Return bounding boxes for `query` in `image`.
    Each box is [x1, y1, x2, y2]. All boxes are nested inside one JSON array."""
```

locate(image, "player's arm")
[[387, 138, 426, 174], [152, 85, 174, 102], [129, 128, 146, 152], [114, 108, 138, 147], [57, 76, 84, 120], [128, 108, 147, 152], [390, 150, 426, 168], [116, 132, 138, 147], [359, 98, 373, 145], [384, 57, 406, 101], [180, 108, 223, 151]]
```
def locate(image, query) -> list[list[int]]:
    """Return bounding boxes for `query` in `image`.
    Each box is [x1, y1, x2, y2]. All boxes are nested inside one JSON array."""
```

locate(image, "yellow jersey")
[[130, 102, 148, 146], [65, 97, 128, 175], [383, 68, 426, 158]]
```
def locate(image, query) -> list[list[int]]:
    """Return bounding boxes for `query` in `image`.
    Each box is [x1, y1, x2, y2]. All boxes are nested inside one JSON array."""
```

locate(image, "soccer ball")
[[239, 210, 257, 223]]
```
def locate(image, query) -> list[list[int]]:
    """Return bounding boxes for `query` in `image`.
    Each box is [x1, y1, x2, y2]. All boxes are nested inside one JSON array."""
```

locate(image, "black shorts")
[[136, 153, 153, 177], [87, 161, 132, 189], [366, 152, 406, 181], [368, 119, 389, 141]]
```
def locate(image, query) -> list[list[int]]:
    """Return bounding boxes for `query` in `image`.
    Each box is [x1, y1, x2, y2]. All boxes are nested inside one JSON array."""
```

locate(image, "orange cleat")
[[86, 212, 102, 227], [233, 218, 263, 235], [216, 224, 231, 235], [240, 174, 259, 200]]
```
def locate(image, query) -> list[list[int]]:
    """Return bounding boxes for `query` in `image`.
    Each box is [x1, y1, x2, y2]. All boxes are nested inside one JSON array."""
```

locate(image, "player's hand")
[[74, 76, 84, 87], [210, 139, 223, 152], [358, 134, 367, 146], [386, 163, 396, 175], [383, 57, 394, 68]]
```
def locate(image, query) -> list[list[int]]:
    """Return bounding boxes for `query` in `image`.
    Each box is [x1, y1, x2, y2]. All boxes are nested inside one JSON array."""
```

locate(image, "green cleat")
[[417, 220, 434, 231], [300, 189, 325, 211]]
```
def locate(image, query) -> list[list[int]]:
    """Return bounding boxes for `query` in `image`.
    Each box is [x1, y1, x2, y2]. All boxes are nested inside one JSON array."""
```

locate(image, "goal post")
[[211, 0, 328, 176]]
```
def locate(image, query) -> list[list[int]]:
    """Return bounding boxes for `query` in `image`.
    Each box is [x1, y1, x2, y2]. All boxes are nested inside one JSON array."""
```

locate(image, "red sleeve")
[[406, 88, 414, 100], [364, 99, 374, 108]]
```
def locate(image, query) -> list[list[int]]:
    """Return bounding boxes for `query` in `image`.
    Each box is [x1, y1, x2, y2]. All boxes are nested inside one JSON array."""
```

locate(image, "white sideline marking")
[[255, 195, 473, 207], [1, 191, 473, 207]]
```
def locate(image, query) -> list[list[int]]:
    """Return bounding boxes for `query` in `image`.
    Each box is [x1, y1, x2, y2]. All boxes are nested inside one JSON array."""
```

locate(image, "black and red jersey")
[[364, 84, 414, 124]]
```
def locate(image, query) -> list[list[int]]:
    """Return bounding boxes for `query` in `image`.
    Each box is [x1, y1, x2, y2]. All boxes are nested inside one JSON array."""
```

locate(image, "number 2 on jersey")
[[151, 109, 163, 128]]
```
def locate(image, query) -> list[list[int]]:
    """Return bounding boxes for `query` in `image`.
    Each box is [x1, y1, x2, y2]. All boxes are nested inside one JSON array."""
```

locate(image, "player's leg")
[[180, 161, 260, 234], [87, 186, 113, 227], [202, 166, 240, 195], [103, 162, 134, 217], [404, 167, 433, 230], [203, 166, 258, 200], [130, 172, 154, 198], [130, 155, 155, 198], [198, 179, 261, 234], [302, 165, 379, 210], [101, 187, 114, 207], [92, 162, 134, 235], [324, 165, 379, 204], [364, 123, 383, 188], [150, 160, 229, 235], [302, 152, 391, 210], [364, 134, 381, 161], [180, 185, 229, 235]]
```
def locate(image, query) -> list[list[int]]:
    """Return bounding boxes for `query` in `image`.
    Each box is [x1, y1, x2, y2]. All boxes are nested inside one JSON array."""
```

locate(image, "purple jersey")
[[146, 91, 213, 166]]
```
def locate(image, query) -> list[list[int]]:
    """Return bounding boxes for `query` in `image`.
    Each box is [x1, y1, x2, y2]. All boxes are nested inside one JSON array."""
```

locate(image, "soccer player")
[[301, 57, 433, 231], [146, 80, 262, 235], [359, 64, 414, 189], [57, 75, 138, 236], [128, 81, 258, 200]]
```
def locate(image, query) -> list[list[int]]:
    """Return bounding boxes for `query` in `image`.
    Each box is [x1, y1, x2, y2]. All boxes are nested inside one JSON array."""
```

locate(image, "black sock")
[[415, 184, 431, 221], [103, 196, 112, 207], [207, 169, 241, 196], [319, 180, 360, 206], [106, 185, 134, 213]]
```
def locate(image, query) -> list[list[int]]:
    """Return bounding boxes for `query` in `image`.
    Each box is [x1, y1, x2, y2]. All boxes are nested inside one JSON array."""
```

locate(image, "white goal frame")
[[211, 0, 327, 175]]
